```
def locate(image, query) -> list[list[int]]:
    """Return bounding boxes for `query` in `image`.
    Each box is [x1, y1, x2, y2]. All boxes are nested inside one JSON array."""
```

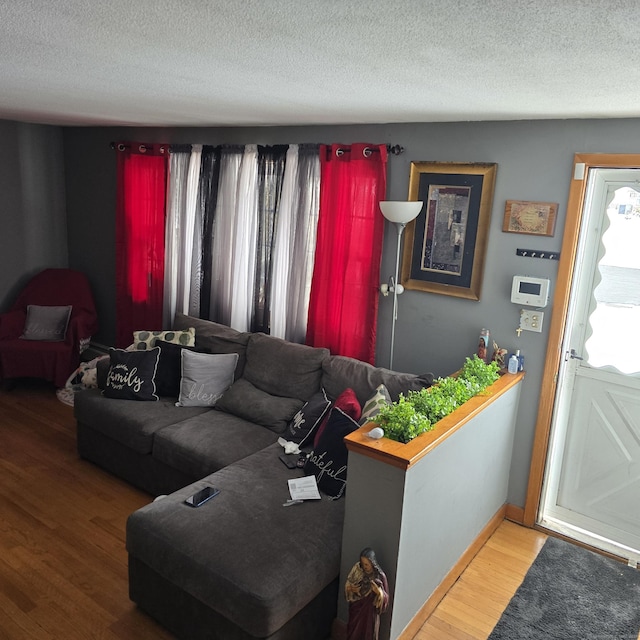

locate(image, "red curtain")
[[115, 143, 168, 348], [306, 143, 387, 364]]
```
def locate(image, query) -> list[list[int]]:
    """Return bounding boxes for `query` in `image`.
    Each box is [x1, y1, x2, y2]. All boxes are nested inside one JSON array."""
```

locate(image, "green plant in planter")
[[407, 376, 474, 424], [371, 395, 432, 444], [459, 354, 500, 389], [371, 355, 500, 444]]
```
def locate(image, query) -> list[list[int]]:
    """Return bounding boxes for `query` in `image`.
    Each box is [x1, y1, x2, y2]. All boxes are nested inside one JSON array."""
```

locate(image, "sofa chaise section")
[[127, 442, 344, 640]]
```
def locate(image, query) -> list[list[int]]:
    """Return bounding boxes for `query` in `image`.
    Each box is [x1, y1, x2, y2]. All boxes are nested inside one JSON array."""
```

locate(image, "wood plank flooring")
[[415, 520, 547, 639], [0, 380, 548, 640], [0, 380, 173, 640]]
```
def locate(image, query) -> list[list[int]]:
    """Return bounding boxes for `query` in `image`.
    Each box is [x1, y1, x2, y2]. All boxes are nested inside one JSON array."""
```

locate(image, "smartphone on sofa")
[[184, 486, 220, 507]]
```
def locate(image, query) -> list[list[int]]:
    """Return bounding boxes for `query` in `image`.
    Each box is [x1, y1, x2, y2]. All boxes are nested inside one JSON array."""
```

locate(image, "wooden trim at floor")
[[396, 505, 507, 640], [505, 503, 525, 525]]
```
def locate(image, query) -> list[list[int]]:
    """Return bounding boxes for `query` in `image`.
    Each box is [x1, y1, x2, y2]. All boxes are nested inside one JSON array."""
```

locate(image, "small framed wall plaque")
[[502, 200, 558, 236]]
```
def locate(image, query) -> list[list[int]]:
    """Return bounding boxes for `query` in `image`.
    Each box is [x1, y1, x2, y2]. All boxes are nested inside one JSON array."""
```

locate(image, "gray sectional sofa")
[[74, 313, 432, 640]]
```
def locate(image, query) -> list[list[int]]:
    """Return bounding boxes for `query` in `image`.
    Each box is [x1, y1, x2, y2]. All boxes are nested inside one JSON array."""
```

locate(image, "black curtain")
[[199, 146, 221, 318], [252, 145, 288, 333]]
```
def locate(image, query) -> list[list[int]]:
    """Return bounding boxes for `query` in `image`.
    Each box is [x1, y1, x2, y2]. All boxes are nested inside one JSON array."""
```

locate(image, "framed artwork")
[[502, 200, 558, 236], [401, 161, 497, 300]]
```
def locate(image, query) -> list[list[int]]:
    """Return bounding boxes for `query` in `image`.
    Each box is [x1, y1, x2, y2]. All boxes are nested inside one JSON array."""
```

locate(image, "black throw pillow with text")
[[103, 348, 160, 401]]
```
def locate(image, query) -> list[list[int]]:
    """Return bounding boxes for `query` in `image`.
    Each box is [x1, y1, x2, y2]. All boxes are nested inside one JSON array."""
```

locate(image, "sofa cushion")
[[173, 313, 250, 379], [216, 378, 304, 433], [176, 350, 238, 408], [133, 327, 195, 350], [152, 412, 279, 478], [305, 407, 359, 500], [103, 348, 160, 401], [322, 355, 434, 405], [285, 388, 331, 446], [74, 388, 209, 454], [127, 442, 345, 638], [243, 332, 329, 401]]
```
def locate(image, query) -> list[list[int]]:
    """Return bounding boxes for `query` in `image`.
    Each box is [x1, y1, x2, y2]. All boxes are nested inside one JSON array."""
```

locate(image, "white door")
[[540, 168, 640, 563]]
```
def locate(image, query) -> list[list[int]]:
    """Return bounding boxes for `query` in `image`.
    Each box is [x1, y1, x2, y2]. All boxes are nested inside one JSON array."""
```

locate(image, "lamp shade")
[[379, 201, 422, 224]]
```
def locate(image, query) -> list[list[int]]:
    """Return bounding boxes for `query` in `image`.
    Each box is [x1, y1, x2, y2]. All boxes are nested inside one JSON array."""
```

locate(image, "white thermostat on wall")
[[511, 275, 550, 307]]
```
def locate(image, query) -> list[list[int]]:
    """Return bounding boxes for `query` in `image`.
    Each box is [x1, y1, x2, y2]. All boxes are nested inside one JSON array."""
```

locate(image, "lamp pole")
[[389, 221, 406, 370]]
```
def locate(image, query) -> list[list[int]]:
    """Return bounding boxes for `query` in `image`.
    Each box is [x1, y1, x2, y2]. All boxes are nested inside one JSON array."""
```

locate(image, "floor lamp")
[[379, 201, 422, 370]]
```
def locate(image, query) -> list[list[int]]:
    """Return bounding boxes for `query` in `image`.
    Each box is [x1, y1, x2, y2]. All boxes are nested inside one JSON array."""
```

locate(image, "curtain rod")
[[333, 144, 404, 157], [109, 142, 168, 153], [110, 142, 405, 155]]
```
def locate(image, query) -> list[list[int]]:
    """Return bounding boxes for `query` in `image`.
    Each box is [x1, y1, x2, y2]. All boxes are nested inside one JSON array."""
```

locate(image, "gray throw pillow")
[[21, 304, 72, 341], [172, 313, 251, 379], [176, 350, 238, 407]]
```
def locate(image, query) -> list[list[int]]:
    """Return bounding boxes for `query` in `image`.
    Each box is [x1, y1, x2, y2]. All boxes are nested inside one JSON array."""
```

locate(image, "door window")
[[585, 187, 640, 374]]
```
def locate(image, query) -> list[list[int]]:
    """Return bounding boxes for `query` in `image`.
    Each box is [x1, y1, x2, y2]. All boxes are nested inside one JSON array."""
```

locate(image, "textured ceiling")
[[2, 1, 640, 127]]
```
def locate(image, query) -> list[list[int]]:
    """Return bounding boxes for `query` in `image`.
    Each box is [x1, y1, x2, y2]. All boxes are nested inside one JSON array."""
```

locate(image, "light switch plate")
[[520, 309, 544, 333]]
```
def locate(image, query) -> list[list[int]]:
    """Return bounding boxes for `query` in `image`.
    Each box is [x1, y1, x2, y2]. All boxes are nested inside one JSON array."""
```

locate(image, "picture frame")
[[502, 200, 558, 236], [401, 161, 497, 301]]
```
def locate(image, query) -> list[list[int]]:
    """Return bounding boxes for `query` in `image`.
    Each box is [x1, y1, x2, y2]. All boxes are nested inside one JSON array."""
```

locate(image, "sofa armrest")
[[68, 309, 98, 340], [0, 309, 26, 340]]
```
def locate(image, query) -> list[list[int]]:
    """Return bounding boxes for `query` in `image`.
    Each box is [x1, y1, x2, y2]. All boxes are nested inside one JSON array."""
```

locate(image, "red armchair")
[[0, 268, 98, 388]]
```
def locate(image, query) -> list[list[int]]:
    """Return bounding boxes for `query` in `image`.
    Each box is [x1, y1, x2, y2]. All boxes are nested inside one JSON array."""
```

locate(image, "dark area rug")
[[488, 536, 640, 640]]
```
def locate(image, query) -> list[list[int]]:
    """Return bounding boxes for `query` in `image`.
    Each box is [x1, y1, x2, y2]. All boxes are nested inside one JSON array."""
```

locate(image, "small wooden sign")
[[503, 200, 558, 236]]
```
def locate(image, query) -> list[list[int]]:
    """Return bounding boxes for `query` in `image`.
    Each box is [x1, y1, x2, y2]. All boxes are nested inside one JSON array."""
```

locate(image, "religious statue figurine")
[[491, 340, 508, 370], [345, 547, 389, 640]]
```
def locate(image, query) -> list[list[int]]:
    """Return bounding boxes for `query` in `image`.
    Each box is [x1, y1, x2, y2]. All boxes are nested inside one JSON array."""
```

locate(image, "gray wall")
[[0, 120, 68, 310], [61, 118, 640, 508]]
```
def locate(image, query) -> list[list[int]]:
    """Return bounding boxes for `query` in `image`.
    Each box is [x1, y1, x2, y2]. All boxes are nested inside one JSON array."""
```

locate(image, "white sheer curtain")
[[181, 145, 203, 316], [162, 145, 202, 327], [230, 145, 259, 332], [186, 145, 204, 316], [286, 146, 321, 343], [270, 144, 299, 338], [209, 147, 243, 325], [163, 148, 190, 328]]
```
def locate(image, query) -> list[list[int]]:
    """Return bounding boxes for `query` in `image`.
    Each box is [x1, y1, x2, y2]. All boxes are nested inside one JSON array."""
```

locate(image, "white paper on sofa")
[[288, 476, 321, 501]]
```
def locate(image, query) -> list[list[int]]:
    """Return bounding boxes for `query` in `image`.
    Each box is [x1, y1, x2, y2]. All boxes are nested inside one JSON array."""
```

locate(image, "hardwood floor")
[[415, 520, 547, 639], [0, 380, 172, 639], [0, 380, 547, 640]]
